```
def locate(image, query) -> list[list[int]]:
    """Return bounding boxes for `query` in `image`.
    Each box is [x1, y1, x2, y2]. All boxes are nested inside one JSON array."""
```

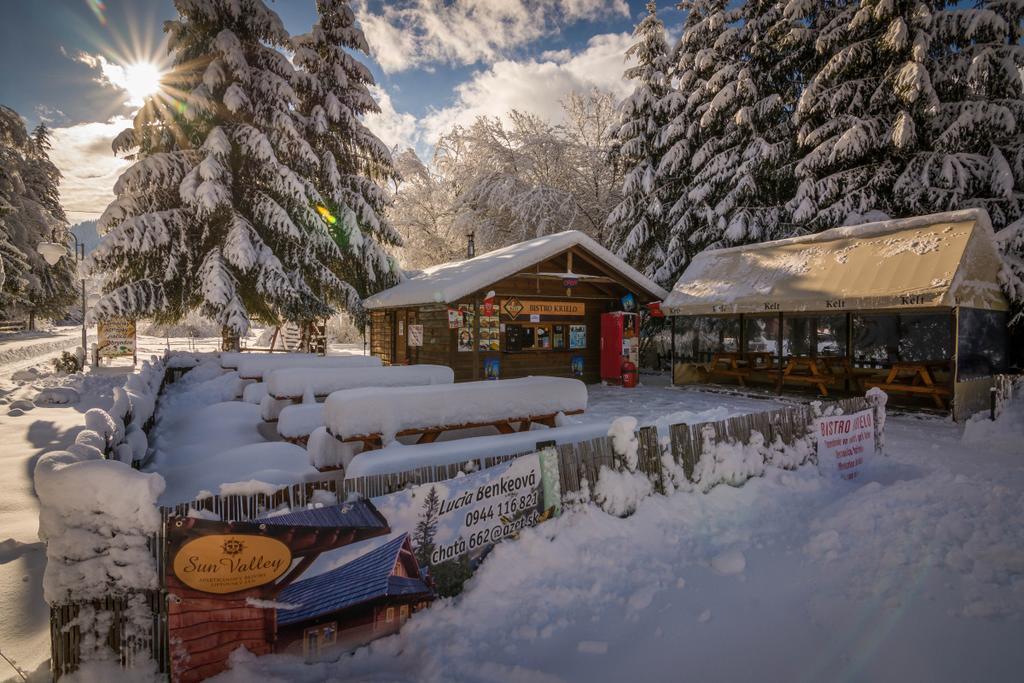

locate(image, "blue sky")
[[0, 0, 683, 222]]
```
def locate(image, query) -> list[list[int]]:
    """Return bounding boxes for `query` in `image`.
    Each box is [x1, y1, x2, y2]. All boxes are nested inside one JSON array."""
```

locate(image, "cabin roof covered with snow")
[[364, 230, 668, 309], [662, 209, 1010, 316], [276, 533, 430, 626]]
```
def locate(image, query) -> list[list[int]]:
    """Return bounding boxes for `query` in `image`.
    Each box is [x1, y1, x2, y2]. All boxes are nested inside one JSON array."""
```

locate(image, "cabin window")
[[743, 316, 780, 356], [957, 308, 1009, 379], [853, 313, 953, 366], [400, 604, 409, 620], [386, 607, 395, 623], [303, 622, 337, 657], [675, 316, 740, 362]]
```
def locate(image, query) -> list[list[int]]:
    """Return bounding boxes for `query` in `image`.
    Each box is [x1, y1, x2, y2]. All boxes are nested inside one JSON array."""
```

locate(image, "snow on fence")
[[45, 384, 885, 679]]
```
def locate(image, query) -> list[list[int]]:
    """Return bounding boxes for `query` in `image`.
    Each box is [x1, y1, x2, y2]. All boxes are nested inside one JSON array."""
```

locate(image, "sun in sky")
[[119, 61, 163, 104], [93, 57, 165, 107]]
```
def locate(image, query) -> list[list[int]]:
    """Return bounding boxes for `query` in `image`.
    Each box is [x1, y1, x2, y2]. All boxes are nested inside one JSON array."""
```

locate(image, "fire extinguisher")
[[621, 359, 638, 388]]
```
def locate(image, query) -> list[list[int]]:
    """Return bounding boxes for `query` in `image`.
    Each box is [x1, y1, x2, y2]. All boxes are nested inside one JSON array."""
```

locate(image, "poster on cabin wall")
[[815, 409, 875, 481], [408, 324, 423, 347], [569, 324, 587, 349], [484, 356, 500, 379]]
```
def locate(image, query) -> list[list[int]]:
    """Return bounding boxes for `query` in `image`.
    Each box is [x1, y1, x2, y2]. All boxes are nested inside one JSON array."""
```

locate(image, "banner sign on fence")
[[171, 533, 292, 594], [815, 408, 875, 481]]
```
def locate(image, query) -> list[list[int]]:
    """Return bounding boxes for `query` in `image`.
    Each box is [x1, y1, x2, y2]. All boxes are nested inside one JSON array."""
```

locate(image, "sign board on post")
[[815, 409, 875, 480], [97, 317, 136, 363], [408, 324, 424, 347]]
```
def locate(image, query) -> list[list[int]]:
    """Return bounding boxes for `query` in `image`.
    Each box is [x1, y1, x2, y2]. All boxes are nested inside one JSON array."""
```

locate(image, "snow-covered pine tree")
[[20, 124, 77, 320], [292, 0, 402, 321], [790, 0, 939, 232], [897, 1, 1024, 324], [0, 108, 76, 321], [655, 0, 734, 287], [606, 1, 671, 285], [895, 2, 1024, 228], [688, 0, 813, 248], [90, 0, 350, 336], [0, 106, 31, 312]]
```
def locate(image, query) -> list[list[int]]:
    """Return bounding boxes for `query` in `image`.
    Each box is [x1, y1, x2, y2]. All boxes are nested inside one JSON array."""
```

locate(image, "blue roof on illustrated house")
[[277, 533, 431, 626], [257, 500, 388, 530]]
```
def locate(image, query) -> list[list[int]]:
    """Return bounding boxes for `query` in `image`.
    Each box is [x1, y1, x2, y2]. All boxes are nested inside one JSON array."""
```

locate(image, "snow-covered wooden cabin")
[[274, 534, 433, 661], [662, 209, 1012, 419], [364, 231, 668, 383]]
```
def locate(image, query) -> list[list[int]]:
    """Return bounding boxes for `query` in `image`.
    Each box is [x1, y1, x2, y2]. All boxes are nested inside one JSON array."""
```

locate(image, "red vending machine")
[[600, 312, 640, 384]]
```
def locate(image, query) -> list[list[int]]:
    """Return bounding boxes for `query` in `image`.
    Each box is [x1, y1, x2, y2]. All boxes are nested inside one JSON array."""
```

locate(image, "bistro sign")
[[171, 533, 292, 594], [501, 298, 585, 319]]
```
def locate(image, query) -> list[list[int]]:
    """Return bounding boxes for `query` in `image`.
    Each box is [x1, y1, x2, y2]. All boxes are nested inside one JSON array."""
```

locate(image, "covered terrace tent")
[[662, 209, 1011, 417]]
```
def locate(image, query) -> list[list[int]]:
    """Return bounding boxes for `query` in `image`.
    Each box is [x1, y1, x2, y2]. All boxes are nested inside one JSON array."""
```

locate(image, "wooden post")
[[472, 296, 481, 380]]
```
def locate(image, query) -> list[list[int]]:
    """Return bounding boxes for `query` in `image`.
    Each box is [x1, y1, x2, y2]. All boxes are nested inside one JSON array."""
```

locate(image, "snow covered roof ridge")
[[699, 209, 994, 258], [365, 230, 669, 309], [663, 209, 1009, 315]]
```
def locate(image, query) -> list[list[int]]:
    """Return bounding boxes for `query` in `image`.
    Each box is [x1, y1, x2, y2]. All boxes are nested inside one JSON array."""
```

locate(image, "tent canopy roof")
[[662, 210, 1009, 316], [365, 230, 668, 310]]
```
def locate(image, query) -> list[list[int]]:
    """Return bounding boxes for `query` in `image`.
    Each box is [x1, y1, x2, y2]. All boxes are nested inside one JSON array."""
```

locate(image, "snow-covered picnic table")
[[325, 376, 588, 449], [234, 353, 382, 381], [277, 403, 324, 444], [265, 364, 453, 400]]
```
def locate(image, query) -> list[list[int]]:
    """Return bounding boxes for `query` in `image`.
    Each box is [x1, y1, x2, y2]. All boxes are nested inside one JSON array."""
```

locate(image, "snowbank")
[[157, 442, 319, 504], [265, 364, 454, 399], [235, 353, 381, 380], [326, 377, 588, 442]]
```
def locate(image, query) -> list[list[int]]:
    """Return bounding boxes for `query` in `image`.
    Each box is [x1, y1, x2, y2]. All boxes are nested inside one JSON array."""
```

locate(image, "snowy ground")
[[214, 400, 1024, 683], [2, 339, 1022, 682], [0, 329, 257, 680]]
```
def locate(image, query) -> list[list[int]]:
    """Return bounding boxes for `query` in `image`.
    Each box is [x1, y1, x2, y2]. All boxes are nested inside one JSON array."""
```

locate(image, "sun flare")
[[120, 61, 163, 104]]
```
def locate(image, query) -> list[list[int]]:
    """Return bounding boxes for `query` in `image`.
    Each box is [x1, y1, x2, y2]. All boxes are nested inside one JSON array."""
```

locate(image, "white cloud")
[[363, 85, 421, 152], [48, 117, 132, 223], [356, 0, 629, 72], [418, 32, 635, 143], [76, 52, 165, 107]]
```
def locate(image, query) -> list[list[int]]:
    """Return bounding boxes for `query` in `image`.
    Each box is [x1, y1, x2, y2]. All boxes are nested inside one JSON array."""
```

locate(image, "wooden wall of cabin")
[[369, 310, 392, 366], [442, 297, 613, 383]]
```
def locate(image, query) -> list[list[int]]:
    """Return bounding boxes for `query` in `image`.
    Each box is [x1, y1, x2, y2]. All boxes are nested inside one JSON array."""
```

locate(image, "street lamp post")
[[37, 232, 88, 363]]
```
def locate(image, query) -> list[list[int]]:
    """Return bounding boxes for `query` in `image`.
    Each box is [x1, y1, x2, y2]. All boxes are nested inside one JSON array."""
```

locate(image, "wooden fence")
[[49, 395, 878, 679]]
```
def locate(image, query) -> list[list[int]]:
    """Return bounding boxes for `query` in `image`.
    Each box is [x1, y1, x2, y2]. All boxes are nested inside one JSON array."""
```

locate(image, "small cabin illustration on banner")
[[275, 533, 434, 660]]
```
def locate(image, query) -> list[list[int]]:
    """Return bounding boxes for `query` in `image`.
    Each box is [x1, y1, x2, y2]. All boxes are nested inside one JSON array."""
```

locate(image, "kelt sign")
[[171, 533, 292, 594]]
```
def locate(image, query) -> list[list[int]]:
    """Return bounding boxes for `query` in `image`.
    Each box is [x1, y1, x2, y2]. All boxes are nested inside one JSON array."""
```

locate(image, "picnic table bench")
[[707, 351, 777, 387], [776, 356, 837, 396], [325, 377, 588, 451], [862, 361, 951, 409]]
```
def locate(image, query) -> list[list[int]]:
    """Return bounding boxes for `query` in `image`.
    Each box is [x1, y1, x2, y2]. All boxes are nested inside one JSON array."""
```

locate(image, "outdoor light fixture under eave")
[[38, 241, 68, 266]]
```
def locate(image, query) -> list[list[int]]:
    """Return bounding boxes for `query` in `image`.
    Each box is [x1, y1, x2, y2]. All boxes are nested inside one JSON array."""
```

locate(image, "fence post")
[[865, 388, 887, 455], [635, 426, 666, 494]]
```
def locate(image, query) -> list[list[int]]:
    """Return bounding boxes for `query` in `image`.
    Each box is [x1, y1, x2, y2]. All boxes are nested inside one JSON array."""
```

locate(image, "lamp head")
[[37, 241, 67, 266]]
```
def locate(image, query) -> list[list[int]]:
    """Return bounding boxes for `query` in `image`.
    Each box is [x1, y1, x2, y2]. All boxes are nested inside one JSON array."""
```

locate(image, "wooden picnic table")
[[332, 410, 586, 450], [708, 352, 750, 386], [863, 361, 951, 409], [776, 355, 836, 396]]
